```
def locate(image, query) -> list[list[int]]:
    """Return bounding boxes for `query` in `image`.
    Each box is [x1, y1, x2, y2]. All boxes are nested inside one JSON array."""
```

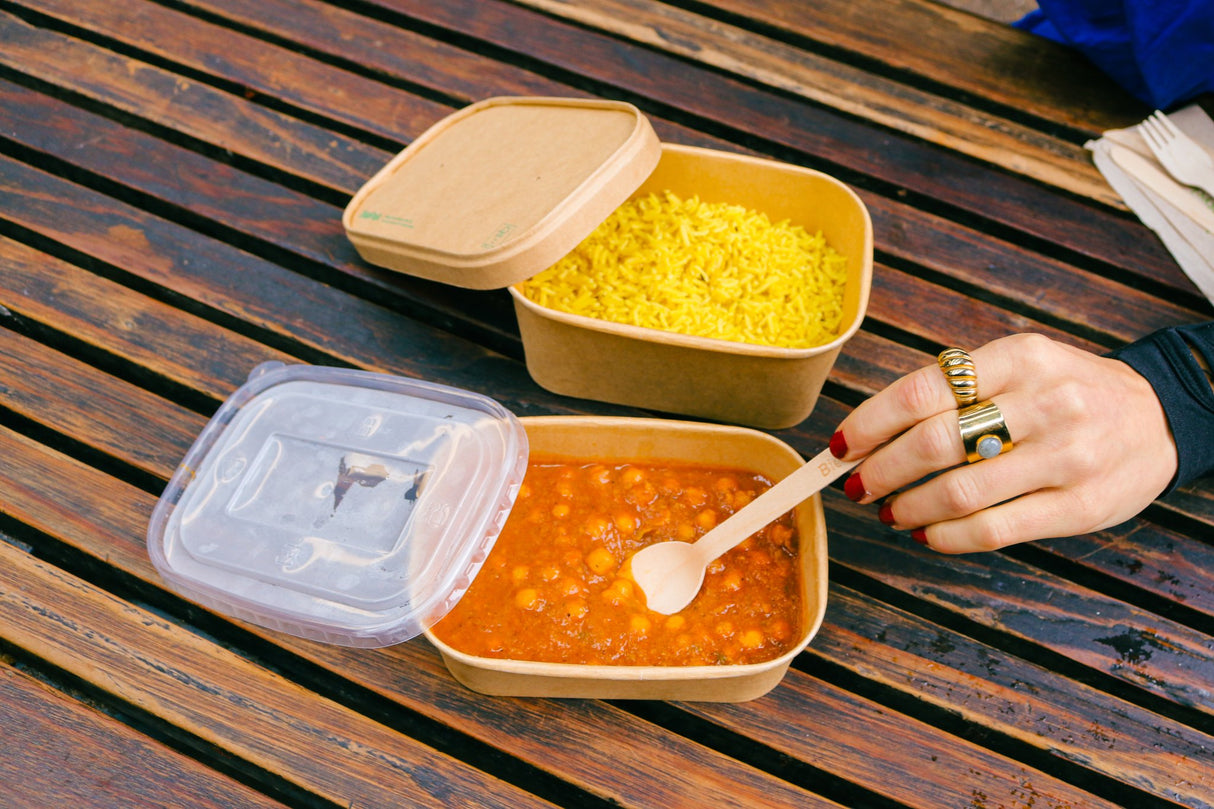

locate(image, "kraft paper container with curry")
[[343, 96, 873, 430], [424, 416, 828, 702]]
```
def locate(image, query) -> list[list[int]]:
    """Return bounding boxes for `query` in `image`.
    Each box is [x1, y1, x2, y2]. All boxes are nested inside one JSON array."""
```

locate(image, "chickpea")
[[552, 503, 571, 519], [514, 588, 542, 610], [695, 509, 718, 530], [614, 512, 637, 536], [714, 476, 738, 492], [602, 577, 635, 605], [629, 614, 652, 635], [770, 524, 793, 548], [739, 629, 764, 649], [664, 614, 687, 632], [769, 619, 792, 642], [564, 598, 589, 620], [720, 570, 742, 592], [748, 549, 772, 567], [585, 547, 616, 575], [511, 565, 529, 585], [620, 466, 646, 487]]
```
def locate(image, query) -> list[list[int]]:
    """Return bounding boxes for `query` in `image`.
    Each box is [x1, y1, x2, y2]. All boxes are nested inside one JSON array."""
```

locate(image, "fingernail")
[[843, 472, 868, 502], [910, 529, 928, 546], [829, 430, 848, 459], [878, 503, 895, 526]]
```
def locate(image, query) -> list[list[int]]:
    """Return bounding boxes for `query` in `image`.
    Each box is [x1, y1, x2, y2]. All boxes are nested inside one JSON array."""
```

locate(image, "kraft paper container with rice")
[[425, 415, 828, 702], [342, 96, 873, 429]]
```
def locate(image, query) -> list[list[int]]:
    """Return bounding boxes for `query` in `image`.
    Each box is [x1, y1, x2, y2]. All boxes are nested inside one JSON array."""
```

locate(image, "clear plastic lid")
[[147, 362, 529, 648]]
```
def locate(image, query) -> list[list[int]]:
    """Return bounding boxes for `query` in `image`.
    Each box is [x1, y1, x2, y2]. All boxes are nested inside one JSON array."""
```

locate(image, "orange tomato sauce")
[[430, 457, 802, 666]]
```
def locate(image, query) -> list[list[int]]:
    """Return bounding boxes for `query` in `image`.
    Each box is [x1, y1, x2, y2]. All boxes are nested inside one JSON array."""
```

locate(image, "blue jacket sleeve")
[[1108, 321, 1214, 493]]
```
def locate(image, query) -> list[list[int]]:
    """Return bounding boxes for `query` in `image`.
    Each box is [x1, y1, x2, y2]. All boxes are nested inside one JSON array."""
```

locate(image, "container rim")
[[508, 284, 864, 358]]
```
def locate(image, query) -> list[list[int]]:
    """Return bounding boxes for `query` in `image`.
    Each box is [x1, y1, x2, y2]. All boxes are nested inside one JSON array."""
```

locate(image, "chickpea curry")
[[430, 457, 803, 666]]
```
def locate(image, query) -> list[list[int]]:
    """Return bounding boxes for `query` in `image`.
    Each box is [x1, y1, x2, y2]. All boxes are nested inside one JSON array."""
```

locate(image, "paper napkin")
[[1087, 104, 1214, 304]]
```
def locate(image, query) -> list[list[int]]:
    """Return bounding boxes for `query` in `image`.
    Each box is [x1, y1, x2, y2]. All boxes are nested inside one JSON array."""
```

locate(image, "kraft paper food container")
[[424, 415, 828, 702], [342, 96, 872, 430], [509, 143, 873, 429]]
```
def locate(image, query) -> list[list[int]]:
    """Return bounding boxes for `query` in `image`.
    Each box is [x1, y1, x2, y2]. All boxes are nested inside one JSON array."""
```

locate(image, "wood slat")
[[0, 235, 288, 397], [680, 673, 1125, 809], [810, 586, 1214, 806], [18, 0, 450, 146], [696, 0, 1149, 133], [0, 535, 556, 808], [0, 327, 205, 478], [0, 9, 386, 194], [0, 663, 290, 809], [512, 0, 1122, 207], [826, 491, 1214, 716]]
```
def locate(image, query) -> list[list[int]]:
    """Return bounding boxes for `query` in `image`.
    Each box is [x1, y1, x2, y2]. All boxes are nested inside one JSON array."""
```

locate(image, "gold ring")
[[937, 348, 978, 407], [958, 400, 1012, 463]]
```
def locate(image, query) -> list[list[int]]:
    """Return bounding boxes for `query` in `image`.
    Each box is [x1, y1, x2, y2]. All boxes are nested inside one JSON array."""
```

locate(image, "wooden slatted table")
[[1, 1, 1211, 806]]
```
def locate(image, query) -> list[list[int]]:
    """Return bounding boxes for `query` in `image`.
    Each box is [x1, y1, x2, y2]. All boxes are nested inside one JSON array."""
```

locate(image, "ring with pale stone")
[[958, 400, 1012, 463]]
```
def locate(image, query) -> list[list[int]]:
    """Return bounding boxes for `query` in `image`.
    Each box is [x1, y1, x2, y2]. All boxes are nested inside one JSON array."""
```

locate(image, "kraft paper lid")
[[342, 96, 661, 289]]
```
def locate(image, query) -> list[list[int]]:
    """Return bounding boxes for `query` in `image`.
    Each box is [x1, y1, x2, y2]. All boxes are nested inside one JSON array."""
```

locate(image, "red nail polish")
[[843, 472, 867, 502], [878, 503, 895, 526], [911, 529, 928, 545], [829, 430, 848, 459]]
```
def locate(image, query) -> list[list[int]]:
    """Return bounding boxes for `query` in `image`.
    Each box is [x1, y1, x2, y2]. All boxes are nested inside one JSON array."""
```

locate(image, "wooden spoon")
[[628, 448, 859, 614]]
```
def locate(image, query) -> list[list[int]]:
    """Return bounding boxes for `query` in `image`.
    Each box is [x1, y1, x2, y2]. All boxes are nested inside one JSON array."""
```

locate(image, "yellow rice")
[[520, 191, 848, 349]]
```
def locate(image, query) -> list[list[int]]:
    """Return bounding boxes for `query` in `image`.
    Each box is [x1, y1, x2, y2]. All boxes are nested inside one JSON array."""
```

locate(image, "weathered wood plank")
[[825, 490, 1214, 716], [0, 154, 545, 406], [1033, 525, 1214, 618], [681, 671, 1125, 809], [18, 0, 452, 145], [0, 327, 205, 478], [0, 235, 289, 397], [810, 585, 1214, 807], [0, 9, 386, 194], [0, 537, 559, 809], [511, 0, 1122, 207], [697, 0, 1149, 133], [0, 662, 290, 809]]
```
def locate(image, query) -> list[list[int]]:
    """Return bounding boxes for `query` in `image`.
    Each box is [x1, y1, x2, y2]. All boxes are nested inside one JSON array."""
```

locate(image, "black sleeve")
[[1107, 321, 1214, 493]]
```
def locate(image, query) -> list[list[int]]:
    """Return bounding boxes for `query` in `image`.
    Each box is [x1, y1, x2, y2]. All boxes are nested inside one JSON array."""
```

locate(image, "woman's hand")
[[829, 333, 1178, 553]]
